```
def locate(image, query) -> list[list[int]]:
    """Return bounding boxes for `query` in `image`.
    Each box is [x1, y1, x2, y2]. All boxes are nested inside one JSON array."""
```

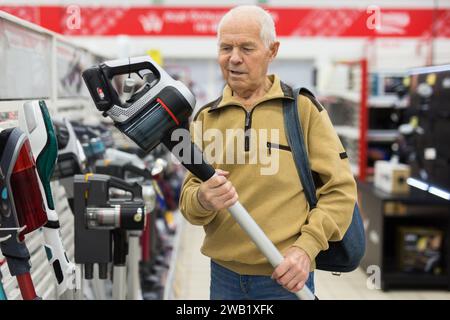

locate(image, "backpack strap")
[[282, 87, 318, 210]]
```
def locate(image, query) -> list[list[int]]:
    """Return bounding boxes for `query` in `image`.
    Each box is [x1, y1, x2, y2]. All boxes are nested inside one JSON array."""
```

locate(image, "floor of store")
[[171, 217, 450, 300]]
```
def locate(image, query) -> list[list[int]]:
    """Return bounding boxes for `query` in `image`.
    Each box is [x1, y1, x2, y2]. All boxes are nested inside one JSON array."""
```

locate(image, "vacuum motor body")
[[82, 56, 195, 153]]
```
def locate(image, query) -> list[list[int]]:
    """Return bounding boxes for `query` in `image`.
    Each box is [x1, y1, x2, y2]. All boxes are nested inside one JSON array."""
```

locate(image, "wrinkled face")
[[218, 17, 279, 94]]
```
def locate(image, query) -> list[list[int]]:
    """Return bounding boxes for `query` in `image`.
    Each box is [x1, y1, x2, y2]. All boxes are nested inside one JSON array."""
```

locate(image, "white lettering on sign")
[[379, 12, 410, 34], [139, 13, 163, 33]]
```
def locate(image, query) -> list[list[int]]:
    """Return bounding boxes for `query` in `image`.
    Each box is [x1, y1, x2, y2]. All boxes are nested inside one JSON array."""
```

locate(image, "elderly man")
[[179, 5, 357, 300]]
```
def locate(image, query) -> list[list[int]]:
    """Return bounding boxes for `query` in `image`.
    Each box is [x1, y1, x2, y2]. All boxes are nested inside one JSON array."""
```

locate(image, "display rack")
[[320, 59, 407, 181], [0, 11, 108, 119], [320, 59, 368, 180], [0, 11, 107, 300]]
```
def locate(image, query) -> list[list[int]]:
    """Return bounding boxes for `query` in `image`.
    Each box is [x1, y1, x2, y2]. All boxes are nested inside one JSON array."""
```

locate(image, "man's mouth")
[[229, 70, 245, 76]]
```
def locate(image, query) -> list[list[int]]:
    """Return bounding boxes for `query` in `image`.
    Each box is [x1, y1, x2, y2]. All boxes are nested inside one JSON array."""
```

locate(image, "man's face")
[[218, 18, 279, 94]]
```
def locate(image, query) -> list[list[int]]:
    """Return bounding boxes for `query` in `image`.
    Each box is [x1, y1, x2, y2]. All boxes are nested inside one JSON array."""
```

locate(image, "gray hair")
[[217, 5, 276, 48]]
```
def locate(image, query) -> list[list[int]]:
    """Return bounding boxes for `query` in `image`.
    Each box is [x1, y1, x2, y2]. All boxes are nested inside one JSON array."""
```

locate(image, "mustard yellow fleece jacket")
[[179, 75, 357, 275]]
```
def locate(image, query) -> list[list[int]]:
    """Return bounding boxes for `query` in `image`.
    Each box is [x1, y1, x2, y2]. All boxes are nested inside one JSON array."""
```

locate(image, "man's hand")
[[197, 169, 238, 211], [271, 247, 311, 293]]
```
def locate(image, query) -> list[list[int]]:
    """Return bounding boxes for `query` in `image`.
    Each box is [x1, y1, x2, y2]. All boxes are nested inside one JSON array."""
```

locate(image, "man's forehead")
[[219, 37, 259, 46], [218, 14, 264, 45], [218, 27, 262, 45]]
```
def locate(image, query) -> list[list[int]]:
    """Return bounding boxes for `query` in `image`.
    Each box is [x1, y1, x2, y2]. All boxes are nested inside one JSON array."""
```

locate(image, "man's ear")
[[268, 41, 280, 62]]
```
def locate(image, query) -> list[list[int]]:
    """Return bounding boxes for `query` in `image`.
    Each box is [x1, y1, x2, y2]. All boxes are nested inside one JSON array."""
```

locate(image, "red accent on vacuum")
[[11, 140, 48, 240], [157, 98, 180, 125]]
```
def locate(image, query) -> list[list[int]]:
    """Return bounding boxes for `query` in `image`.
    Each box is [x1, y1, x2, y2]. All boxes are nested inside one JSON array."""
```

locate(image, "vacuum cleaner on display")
[[53, 118, 87, 177], [71, 122, 106, 170], [73, 173, 146, 300], [82, 55, 316, 300], [18, 101, 80, 299], [94, 158, 162, 299], [0, 128, 47, 300], [95, 159, 149, 300], [52, 118, 88, 215]]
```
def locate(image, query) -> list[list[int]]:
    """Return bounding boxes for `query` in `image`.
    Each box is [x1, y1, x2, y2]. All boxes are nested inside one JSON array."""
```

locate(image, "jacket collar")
[[209, 74, 294, 112]]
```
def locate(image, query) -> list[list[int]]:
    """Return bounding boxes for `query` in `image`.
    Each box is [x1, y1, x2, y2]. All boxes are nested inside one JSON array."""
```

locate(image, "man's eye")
[[242, 47, 253, 52], [221, 46, 232, 51]]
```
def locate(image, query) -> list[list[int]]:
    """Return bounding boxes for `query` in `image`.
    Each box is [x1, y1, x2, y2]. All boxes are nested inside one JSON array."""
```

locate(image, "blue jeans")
[[210, 260, 315, 300]]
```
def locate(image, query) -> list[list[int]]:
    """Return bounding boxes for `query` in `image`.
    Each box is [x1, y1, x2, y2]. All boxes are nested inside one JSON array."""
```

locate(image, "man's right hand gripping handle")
[[197, 169, 239, 211]]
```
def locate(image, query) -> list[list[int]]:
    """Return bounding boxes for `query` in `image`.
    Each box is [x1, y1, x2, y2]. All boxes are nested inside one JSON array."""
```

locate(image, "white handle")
[[227, 202, 315, 300]]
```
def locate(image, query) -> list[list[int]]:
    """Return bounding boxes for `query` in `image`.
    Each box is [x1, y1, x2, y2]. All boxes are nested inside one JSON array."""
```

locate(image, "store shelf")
[[325, 92, 400, 108], [335, 125, 359, 139], [368, 130, 399, 142], [324, 90, 360, 103], [396, 97, 410, 109], [368, 95, 398, 108], [383, 273, 449, 290], [321, 59, 369, 181]]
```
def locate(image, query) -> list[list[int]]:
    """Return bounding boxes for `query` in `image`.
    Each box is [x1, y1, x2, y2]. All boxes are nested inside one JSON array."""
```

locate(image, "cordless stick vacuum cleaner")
[[18, 101, 80, 299], [95, 159, 157, 300], [97, 152, 163, 293], [74, 174, 146, 300], [52, 117, 87, 213], [0, 128, 47, 300], [95, 159, 148, 300], [71, 122, 106, 170], [82, 56, 316, 300]]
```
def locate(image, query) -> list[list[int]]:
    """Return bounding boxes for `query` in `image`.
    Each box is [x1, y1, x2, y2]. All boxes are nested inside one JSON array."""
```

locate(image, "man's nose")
[[229, 47, 242, 64]]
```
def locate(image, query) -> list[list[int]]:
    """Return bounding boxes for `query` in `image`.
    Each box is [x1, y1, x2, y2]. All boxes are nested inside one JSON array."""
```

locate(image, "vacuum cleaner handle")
[[102, 58, 162, 80], [82, 56, 171, 114], [227, 202, 316, 300], [162, 134, 316, 300], [162, 136, 215, 182], [108, 176, 142, 200]]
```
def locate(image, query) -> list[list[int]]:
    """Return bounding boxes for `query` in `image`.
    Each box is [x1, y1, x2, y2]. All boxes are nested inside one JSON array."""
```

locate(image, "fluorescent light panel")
[[428, 186, 450, 200], [406, 177, 428, 191]]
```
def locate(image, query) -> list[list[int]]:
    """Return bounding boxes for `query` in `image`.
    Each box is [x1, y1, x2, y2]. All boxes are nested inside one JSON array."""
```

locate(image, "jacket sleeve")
[[178, 110, 218, 226], [292, 96, 357, 263]]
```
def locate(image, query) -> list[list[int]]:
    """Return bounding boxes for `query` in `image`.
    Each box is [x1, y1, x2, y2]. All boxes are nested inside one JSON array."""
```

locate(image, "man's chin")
[[227, 79, 246, 90]]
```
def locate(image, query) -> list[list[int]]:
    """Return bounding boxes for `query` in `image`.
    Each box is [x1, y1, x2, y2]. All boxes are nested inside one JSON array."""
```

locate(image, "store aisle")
[[170, 218, 211, 299], [172, 220, 450, 300]]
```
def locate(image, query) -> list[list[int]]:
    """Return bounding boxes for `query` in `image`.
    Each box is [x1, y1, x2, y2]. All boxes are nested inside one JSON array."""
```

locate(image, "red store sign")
[[1, 6, 450, 38]]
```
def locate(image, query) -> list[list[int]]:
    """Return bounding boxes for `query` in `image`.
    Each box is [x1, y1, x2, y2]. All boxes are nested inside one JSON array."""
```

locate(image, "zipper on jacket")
[[267, 142, 291, 155], [244, 111, 251, 152], [239, 98, 293, 152]]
